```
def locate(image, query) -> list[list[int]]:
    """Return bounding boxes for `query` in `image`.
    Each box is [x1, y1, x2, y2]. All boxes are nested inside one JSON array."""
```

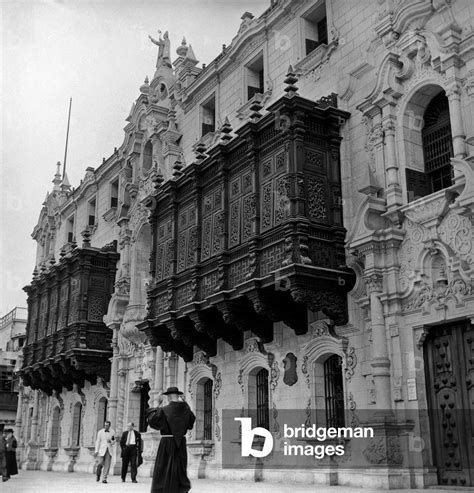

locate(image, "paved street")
[[0, 471, 463, 493]]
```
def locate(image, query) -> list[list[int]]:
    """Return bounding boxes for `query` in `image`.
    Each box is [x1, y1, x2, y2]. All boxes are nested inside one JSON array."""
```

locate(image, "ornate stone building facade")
[[17, 0, 474, 488]]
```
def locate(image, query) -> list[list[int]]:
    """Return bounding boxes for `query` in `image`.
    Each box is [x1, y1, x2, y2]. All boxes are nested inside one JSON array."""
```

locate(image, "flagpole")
[[62, 97, 72, 180]]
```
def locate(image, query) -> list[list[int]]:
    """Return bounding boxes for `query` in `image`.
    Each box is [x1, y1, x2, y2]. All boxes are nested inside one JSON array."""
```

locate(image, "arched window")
[[143, 141, 153, 173], [422, 91, 453, 193], [196, 378, 213, 440], [323, 355, 345, 428], [71, 402, 82, 447], [50, 406, 60, 448], [96, 397, 107, 434]]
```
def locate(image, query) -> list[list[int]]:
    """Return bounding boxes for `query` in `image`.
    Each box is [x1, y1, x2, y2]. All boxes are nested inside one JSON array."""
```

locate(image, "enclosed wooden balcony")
[[19, 242, 119, 393], [139, 90, 355, 361]]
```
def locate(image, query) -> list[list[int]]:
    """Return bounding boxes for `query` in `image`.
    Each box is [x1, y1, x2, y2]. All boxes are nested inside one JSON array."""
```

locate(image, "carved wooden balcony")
[[19, 243, 119, 394], [138, 92, 355, 361]]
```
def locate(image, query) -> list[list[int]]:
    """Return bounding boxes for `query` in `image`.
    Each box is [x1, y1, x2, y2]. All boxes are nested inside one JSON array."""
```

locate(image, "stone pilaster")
[[365, 273, 393, 416]]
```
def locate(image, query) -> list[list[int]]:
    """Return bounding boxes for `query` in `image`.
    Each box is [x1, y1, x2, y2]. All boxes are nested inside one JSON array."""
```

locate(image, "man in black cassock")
[[146, 386, 196, 493]]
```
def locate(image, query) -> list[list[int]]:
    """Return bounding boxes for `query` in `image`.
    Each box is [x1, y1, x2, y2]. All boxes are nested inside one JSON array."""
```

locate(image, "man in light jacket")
[[94, 420, 115, 483]]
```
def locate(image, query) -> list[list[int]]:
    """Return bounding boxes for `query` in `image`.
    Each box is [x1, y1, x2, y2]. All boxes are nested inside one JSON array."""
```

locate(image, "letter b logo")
[[235, 417, 273, 458]]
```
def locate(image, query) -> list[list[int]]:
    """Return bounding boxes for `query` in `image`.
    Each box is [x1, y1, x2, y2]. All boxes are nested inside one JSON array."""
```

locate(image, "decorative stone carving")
[[348, 392, 359, 427], [272, 402, 280, 437], [363, 436, 404, 465], [344, 346, 357, 382], [237, 369, 244, 392], [309, 320, 330, 337], [270, 360, 280, 391], [301, 355, 310, 389], [402, 278, 473, 312], [214, 409, 221, 442], [364, 274, 384, 295]]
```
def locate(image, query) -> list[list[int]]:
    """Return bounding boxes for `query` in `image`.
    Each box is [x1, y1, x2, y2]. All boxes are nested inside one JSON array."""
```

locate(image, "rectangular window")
[[110, 179, 119, 208], [246, 53, 264, 101], [324, 355, 345, 428], [201, 94, 216, 137], [256, 368, 269, 429], [72, 403, 82, 447], [66, 215, 74, 243], [88, 198, 96, 227], [203, 379, 213, 440], [302, 1, 328, 56]]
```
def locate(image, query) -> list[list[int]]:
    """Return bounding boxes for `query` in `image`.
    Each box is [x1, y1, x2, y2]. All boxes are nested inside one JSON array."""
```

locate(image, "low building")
[[0, 307, 27, 432]]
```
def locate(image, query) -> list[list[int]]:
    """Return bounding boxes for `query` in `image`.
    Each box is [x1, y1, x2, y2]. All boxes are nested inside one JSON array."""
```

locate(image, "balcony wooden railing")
[[19, 242, 119, 393], [139, 90, 355, 361]]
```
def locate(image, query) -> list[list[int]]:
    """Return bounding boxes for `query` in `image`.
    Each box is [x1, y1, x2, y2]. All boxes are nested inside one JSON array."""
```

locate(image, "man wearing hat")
[[146, 387, 195, 493]]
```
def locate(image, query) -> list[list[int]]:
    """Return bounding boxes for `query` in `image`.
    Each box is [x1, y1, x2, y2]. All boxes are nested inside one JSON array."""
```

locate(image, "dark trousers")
[[121, 445, 138, 481]]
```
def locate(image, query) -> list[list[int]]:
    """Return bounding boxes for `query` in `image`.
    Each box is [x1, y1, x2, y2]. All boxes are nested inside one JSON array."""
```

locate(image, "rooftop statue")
[[149, 30, 171, 69]]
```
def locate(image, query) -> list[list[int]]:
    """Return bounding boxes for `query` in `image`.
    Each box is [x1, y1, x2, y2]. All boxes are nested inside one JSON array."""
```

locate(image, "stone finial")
[[194, 141, 208, 162], [53, 161, 62, 191], [32, 267, 39, 281], [249, 99, 263, 121], [167, 106, 177, 131], [219, 117, 233, 144], [284, 65, 299, 97], [140, 76, 150, 95], [81, 228, 92, 247], [153, 168, 165, 191], [59, 247, 66, 260], [172, 154, 184, 179], [49, 255, 56, 267], [177, 37, 188, 57]]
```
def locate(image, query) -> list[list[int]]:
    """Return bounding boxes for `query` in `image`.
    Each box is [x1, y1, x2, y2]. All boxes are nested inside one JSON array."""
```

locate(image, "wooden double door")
[[424, 321, 474, 487]]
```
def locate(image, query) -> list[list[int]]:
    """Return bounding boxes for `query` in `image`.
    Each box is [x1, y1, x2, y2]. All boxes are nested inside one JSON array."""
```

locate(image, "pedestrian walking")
[[4, 429, 18, 477], [120, 422, 142, 483], [94, 420, 115, 483], [146, 387, 195, 493], [0, 431, 9, 482]]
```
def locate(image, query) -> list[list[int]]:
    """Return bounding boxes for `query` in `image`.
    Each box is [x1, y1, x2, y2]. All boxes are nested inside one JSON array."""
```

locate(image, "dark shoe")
[[132, 480, 137, 483], [122, 479, 125, 482], [3, 477, 10, 482], [96, 477, 100, 482], [102, 480, 107, 483]]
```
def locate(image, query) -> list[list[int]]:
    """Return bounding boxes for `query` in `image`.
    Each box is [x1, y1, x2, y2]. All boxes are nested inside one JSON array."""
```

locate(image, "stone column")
[[446, 83, 466, 160], [150, 346, 163, 406], [116, 367, 128, 436], [365, 274, 393, 416], [107, 327, 120, 429], [15, 380, 24, 433], [30, 390, 40, 443], [381, 111, 403, 212]]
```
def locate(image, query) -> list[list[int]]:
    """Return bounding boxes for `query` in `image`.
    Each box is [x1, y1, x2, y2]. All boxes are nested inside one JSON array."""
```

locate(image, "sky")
[[0, 0, 269, 316]]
